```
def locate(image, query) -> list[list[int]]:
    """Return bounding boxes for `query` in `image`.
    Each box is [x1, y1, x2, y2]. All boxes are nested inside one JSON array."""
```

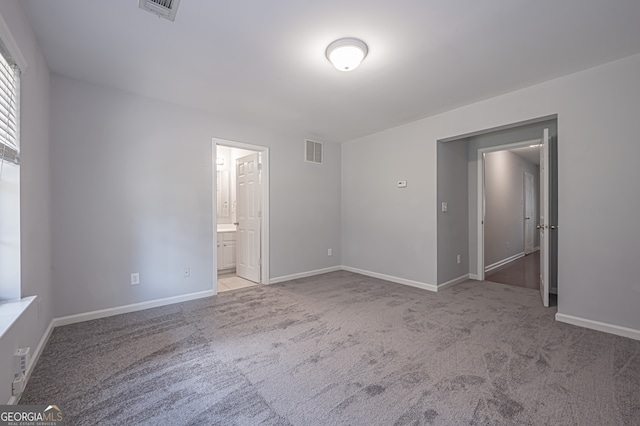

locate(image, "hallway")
[[485, 251, 540, 290]]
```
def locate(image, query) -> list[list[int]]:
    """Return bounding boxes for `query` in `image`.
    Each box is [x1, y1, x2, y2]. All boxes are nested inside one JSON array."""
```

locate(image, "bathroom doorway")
[[213, 138, 270, 293]]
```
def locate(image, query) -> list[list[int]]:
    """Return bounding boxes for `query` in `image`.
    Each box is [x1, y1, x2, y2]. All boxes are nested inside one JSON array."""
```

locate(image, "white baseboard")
[[438, 274, 470, 291], [53, 289, 215, 327], [268, 266, 342, 284], [6, 319, 55, 405], [485, 252, 525, 273], [469, 273, 480, 280], [556, 313, 640, 341], [342, 266, 437, 292], [7, 289, 216, 404]]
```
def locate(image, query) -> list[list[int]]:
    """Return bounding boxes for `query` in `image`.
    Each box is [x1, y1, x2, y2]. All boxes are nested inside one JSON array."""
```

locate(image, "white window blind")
[[0, 46, 19, 166]]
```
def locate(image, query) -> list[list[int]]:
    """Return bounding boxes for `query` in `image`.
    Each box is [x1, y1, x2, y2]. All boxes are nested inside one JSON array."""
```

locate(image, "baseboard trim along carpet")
[[437, 274, 470, 291], [53, 289, 216, 328], [268, 266, 343, 284], [556, 313, 640, 341], [485, 252, 525, 273], [341, 266, 437, 292], [7, 319, 55, 405]]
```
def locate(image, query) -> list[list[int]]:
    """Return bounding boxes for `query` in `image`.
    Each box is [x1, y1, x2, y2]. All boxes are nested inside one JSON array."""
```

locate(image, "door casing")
[[213, 138, 270, 294]]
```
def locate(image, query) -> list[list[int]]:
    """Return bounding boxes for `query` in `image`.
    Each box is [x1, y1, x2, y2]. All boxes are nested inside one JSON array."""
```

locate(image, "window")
[[0, 45, 19, 165], [0, 41, 20, 301]]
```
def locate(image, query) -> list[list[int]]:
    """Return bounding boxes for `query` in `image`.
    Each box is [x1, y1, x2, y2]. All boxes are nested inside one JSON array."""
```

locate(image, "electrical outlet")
[[506, 241, 510, 250], [130, 273, 140, 286], [183, 267, 191, 278], [12, 373, 25, 396], [442, 202, 448, 212], [457, 254, 461, 264], [328, 248, 332, 256]]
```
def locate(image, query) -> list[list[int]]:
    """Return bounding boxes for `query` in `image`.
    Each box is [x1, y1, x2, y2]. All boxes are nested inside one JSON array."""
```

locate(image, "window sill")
[[0, 296, 36, 339]]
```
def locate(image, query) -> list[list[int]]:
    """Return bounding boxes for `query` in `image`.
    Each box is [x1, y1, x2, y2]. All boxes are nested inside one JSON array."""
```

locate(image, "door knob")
[[550, 225, 558, 230], [525, 217, 530, 220], [233, 222, 239, 226], [536, 225, 541, 229]]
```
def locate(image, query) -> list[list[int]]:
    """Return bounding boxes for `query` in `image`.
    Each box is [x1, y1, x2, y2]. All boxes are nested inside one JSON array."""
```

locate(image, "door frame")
[[476, 138, 541, 280], [213, 138, 270, 294], [523, 170, 535, 255]]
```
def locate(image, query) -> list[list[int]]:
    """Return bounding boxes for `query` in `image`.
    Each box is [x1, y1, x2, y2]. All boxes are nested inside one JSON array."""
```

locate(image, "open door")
[[236, 152, 261, 283], [538, 128, 550, 307]]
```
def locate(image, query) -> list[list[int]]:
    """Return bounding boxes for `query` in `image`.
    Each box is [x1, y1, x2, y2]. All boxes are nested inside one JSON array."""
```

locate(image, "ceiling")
[[23, 0, 640, 143], [509, 145, 540, 165]]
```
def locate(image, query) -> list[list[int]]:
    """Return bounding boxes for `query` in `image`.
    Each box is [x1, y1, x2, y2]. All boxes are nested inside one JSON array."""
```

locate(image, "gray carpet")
[[20, 271, 640, 425]]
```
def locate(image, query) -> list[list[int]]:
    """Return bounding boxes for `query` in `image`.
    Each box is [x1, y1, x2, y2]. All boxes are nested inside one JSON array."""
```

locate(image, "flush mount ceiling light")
[[326, 38, 368, 72]]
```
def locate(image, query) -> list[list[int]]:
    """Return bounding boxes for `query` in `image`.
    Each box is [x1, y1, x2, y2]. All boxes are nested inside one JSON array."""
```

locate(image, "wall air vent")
[[139, 0, 181, 21], [305, 140, 323, 164]]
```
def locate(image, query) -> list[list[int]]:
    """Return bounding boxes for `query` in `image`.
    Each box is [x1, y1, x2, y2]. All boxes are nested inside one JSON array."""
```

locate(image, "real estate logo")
[[0, 405, 63, 426]]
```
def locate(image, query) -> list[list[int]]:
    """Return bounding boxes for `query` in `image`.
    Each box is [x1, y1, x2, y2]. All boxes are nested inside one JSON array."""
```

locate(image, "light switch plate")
[[397, 180, 407, 188]]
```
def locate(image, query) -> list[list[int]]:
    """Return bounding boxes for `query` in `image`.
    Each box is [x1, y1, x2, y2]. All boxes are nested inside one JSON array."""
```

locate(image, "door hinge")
[[258, 211, 262, 217], [258, 163, 262, 171]]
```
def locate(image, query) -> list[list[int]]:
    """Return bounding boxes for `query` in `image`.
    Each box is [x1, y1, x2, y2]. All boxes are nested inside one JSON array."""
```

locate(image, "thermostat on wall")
[[397, 180, 407, 188]]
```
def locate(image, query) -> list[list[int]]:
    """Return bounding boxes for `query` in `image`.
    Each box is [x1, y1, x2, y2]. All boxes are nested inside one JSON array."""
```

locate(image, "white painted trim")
[[53, 290, 215, 327], [484, 252, 525, 273], [0, 296, 36, 339], [0, 12, 28, 73], [469, 273, 480, 280], [6, 318, 55, 405], [556, 313, 640, 341], [25, 320, 54, 382], [342, 266, 438, 292], [438, 274, 469, 291], [213, 138, 270, 288], [269, 266, 342, 284]]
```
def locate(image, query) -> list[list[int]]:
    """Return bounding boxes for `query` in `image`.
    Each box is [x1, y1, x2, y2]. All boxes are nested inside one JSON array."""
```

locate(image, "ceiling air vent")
[[139, 0, 181, 21], [305, 140, 323, 165]]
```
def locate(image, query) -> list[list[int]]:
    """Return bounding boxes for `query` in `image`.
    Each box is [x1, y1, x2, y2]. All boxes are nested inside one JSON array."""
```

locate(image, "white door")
[[236, 152, 261, 283], [524, 171, 535, 255], [539, 129, 550, 307]]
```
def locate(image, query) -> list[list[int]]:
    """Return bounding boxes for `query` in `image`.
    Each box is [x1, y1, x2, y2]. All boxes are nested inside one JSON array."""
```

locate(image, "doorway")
[[435, 116, 558, 307], [480, 142, 541, 291], [476, 128, 558, 307], [213, 138, 270, 294], [478, 141, 540, 283]]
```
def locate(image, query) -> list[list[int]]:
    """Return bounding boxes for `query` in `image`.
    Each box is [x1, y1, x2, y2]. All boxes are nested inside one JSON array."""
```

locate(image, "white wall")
[[436, 139, 469, 284], [50, 74, 342, 317], [342, 52, 640, 331], [484, 150, 538, 267], [0, 162, 20, 300], [0, 0, 52, 404]]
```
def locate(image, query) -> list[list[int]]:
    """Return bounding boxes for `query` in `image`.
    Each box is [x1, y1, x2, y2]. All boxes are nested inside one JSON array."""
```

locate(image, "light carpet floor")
[[20, 271, 640, 425]]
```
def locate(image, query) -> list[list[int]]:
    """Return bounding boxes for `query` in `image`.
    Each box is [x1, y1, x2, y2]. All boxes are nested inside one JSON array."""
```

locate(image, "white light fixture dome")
[[326, 38, 368, 72]]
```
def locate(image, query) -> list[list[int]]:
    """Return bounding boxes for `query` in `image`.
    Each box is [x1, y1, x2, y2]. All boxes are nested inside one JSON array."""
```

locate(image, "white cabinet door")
[[216, 234, 223, 271], [217, 232, 237, 271], [223, 240, 236, 269]]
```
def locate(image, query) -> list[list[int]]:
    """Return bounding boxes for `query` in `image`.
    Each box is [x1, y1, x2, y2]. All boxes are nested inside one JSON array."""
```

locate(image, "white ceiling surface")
[[509, 146, 540, 165], [23, 1, 640, 143]]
